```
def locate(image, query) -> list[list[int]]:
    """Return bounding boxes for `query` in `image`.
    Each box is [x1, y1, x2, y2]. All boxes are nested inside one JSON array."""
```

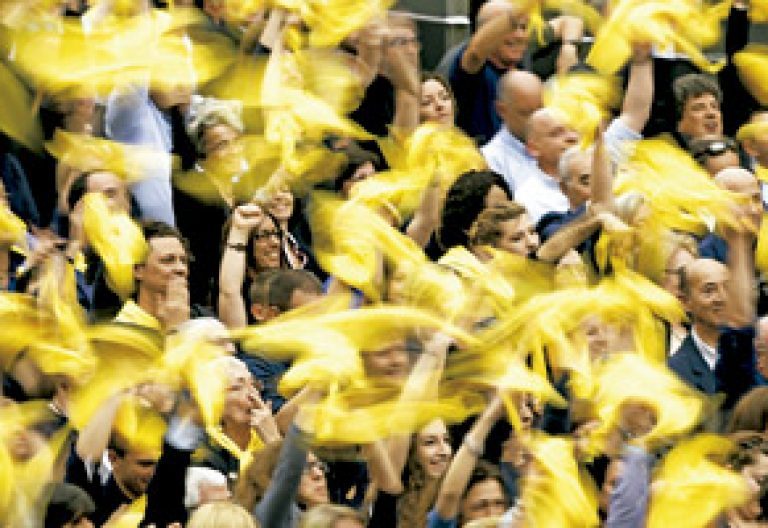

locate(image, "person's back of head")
[[266, 269, 323, 313], [439, 170, 513, 251], [727, 387, 768, 434], [186, 501, 258, 528], [43, 482, 95, 528], [185, 466, 230, 510]]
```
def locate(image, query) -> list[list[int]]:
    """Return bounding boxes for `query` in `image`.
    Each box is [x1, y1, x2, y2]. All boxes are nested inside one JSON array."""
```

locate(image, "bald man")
[[669, 258, 730, 394], [699, 167, 763, 263], [481, 71, 543, 192], [447, 1, 583, 144], [513, 108, 578, 222], [669, 221, 760, 405], [741, 110, 768, 209]]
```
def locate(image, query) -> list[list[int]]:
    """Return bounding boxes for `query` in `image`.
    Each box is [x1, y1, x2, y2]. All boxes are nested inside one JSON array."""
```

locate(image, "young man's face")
[[110, 447, 159, 498]]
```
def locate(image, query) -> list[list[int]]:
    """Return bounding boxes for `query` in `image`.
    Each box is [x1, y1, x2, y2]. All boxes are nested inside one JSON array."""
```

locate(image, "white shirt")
[[691, 328, 718, 371], [513, 170, 570, 224], [481, 127, 539, 193]]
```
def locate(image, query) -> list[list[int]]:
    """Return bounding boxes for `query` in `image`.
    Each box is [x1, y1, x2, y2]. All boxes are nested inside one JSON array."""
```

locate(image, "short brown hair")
[[468, 201, 527, 248]]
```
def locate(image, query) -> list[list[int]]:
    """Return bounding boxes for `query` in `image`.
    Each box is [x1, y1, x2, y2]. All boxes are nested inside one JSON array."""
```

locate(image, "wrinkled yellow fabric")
[[615, 139, 743, 236], [5, 9, 234, 96], [587, 0, 727, 75], [543, 73, 621, 145], [0, 61, 43, 152], [522, 434, 600, 527], [585, 353, 707, 448], [647, 435, 750, 528], [0, 203, 27, 246], [734, 44, 768, 106], [82, 193, 148, 299], [46, 130, 164, 183], [358, 123, 486, 218]]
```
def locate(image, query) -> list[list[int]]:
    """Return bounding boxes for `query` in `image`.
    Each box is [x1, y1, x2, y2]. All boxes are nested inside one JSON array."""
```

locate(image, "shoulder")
[[668, 336, 696, 369]]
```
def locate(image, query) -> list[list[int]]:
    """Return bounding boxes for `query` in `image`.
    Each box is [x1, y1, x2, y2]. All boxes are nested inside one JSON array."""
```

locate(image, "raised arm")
[[406, 173, 445, 248], [218, 204, 264, 330], [385, 333, 452, 474], [591, 128, 613, 208], [75, 390, 127, 463], [536, 208, 628, 263], [383, 22, 421, 132], [725, 224, 756, 328], [433, 395, 506, 520], [549, 15, 585, 74], [618, 44, 654, 134], [461, 3, 530, 74], [363, 440, 405, 495], [715, 224, 759, 407]]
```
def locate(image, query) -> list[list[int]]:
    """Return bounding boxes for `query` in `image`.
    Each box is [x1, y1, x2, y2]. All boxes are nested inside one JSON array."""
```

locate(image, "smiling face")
[[221, 361, 260, 427], [266, 189, 294, 225], [684, 258, 729, 331], [414, 419, 453, 479], [250, 216, 282, 272], [489, 15, 530, 70]]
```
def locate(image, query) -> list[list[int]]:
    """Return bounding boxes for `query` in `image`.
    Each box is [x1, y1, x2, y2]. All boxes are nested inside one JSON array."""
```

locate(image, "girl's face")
[[414, 419, 453, 479], [420, 79, 454, 126]]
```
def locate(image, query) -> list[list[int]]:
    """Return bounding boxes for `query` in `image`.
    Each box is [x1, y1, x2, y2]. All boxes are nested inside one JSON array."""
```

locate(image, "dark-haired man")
[[115, 222, 191, 333]]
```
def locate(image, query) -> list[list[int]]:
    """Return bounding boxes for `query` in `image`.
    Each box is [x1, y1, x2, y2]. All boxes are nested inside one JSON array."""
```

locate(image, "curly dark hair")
[[437, 170, 513, 251]]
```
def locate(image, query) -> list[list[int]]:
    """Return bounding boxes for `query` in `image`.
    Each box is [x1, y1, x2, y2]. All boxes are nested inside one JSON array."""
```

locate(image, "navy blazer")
[[669, 328, 761, 408], [668, 335, 718, 394]]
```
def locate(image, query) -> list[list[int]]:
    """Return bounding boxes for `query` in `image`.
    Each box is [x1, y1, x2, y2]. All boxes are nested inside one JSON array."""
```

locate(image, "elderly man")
[[448, 1, 582, 144], [511, 108, 579, 222], [669, 220, 759, 408]]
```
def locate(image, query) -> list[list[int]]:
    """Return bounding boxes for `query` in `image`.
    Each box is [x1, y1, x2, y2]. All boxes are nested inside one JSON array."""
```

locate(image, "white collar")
[[691, 327, 718, 370]]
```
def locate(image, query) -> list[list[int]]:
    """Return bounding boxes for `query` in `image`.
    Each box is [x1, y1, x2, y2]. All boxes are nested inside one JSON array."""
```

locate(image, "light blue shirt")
[[481, 127, 539, 193], [106, 85, 176, 226]]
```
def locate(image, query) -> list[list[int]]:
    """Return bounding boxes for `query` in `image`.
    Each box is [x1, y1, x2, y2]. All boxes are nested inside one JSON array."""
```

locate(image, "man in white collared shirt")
[[514, 107, 578, 223], [481, 71, 543, 193]]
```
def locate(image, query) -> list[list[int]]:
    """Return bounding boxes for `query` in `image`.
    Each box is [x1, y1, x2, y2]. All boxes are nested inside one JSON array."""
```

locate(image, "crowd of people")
[[4, 0, 768, 526]]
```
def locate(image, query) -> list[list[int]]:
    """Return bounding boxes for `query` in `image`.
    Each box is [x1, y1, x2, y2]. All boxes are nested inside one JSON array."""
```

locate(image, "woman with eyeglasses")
[[218, 203, 288, 330], [233, 390, 400, 528]]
